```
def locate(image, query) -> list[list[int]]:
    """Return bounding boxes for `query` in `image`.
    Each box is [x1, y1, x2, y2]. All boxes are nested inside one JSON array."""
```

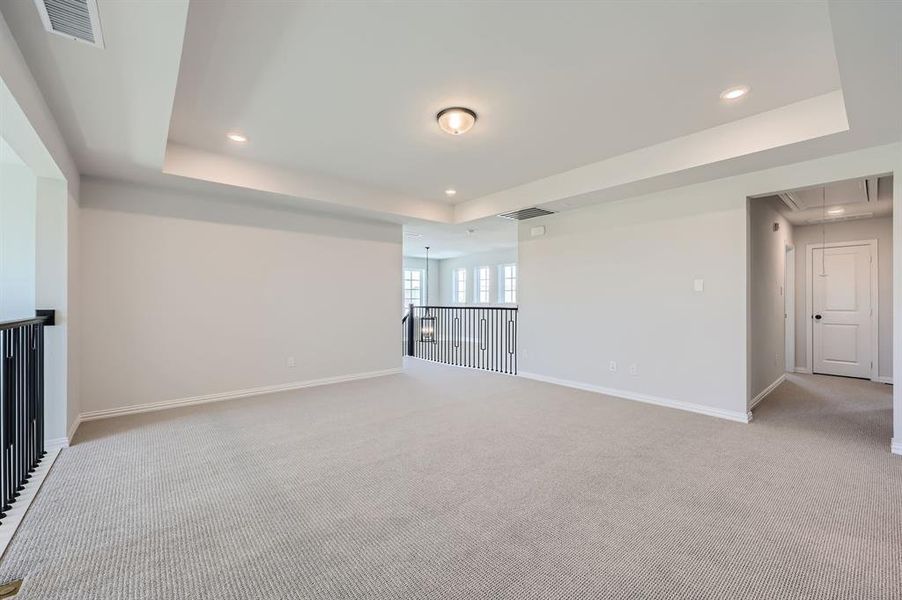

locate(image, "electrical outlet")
[[609, 361, 617, 373], [286, 356, 296, 368], [629, 363, 638, 376]]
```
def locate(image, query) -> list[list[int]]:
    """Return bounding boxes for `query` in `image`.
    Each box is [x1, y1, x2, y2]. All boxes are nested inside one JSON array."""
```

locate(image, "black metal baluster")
[[495, 310, 501, 372], [490, 309, 495, 372], [0, 330, 8, 519], [37, 324, 45, 460], [4, 328, 12, 513], [16, 326, 25, 496]]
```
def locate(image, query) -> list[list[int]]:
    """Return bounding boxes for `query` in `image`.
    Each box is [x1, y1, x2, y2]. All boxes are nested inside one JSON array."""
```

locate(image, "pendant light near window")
[[420, 246, 436, 343]]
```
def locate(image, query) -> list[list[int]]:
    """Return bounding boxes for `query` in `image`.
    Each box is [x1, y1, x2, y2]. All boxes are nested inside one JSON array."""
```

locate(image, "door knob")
[[814, 314, 822, 320]]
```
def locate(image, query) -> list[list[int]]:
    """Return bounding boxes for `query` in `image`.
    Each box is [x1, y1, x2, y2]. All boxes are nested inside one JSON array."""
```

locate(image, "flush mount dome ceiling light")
[[720, 85, 750, 101], [437, 107, 477, 135], [227, 132, 247, 143], [445, 189, 457, 197]]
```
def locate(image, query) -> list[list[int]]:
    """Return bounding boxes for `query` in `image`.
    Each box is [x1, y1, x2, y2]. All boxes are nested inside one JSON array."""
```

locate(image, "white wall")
[[2, 13, 81, 442], [79, 178, 402, 415], [793, 217, 892, 380], [35, 177, 69, 443], [0, 162, 36, 321], [748, 198, 793, 403], [518, 143, 901, 423], [402, 257, 440, 306], [436, 248, 518, 305], [519, 184, 748, 419], [66, 187, 79, 437], [894, 147, 902, 451]]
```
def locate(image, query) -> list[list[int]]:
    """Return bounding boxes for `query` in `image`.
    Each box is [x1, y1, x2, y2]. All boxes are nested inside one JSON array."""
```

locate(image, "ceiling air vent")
[[35, 0, 104, 48], [498, 207, 555, 221]]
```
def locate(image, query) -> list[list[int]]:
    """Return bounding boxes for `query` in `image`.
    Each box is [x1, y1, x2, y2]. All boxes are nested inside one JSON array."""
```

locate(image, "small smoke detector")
[[498, 207, 554, 221], [35, 0, 105, 48]]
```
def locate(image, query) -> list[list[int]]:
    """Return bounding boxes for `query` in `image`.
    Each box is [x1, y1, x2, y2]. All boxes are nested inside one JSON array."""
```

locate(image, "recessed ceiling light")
[[437, 107, 477, 135], [720, 86, 750, 101], [445, 189, 457, 197], [827, 207, 845, 215], [227, 132, 247, 143]]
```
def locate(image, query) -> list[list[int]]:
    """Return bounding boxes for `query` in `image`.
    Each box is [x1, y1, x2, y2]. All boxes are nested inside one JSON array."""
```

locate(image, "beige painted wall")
[[793, 217, 892, 380], [79, 178, 402, 414], [749, 198, 794, 402]]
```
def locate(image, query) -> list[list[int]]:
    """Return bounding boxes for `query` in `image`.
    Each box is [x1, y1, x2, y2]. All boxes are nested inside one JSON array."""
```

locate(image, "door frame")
[[804, 239, 878, 381], [784, 244, 795, 373]]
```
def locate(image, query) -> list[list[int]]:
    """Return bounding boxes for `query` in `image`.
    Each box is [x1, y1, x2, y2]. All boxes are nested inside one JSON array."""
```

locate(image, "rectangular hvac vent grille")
[[36, 0, 104, 48], [497, 207, 555, 221]]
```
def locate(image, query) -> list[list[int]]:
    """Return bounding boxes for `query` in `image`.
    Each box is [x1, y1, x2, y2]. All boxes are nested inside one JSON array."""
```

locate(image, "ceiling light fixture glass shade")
[[719, 86, 750, 101], [437, 107, 477, 135], [445, 189, 457, 197], [227, 132, 247, 142]]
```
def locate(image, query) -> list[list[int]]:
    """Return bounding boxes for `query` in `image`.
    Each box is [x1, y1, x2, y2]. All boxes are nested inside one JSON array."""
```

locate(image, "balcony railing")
[[0, 315, 50, 523], [403, 304, 518, 375]]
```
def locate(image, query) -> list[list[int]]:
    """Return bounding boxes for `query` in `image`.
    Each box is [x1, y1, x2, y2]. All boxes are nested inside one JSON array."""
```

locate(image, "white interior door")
[[812, 244, 873, 378]]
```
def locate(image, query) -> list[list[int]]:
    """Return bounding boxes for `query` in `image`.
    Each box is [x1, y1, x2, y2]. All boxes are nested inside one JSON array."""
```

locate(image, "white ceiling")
[[1, 0, 901, 240], [764, 175, 893, 226], [169, 1, 840, 204]]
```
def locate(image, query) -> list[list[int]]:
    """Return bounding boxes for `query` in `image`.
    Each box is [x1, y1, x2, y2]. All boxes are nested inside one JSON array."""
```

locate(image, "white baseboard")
[[45, 415, 81, 451], [0, 447, 60, 559], [79, 368, 403, 423], [749, 374, 786, 411], [67, 414, 82, 442], [874, 376, 894, 385], [518, 372, 751, 424], [892, 439, 902, 456], [793, 367, 812, 374]]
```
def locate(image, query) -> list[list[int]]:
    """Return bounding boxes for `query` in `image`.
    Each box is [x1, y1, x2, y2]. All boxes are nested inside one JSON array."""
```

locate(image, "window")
[[403, 269, 422, 309], [476, 266, 491, 303], [453, 268, 467, 303], [501, 264, 517, 303]]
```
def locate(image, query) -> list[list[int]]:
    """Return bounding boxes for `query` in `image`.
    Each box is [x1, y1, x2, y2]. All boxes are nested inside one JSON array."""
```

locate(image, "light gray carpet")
[[1, 360, 900, 599]]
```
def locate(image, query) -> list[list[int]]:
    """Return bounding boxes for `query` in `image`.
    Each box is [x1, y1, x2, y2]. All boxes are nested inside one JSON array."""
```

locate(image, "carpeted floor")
[[1, 360, 900, 599]]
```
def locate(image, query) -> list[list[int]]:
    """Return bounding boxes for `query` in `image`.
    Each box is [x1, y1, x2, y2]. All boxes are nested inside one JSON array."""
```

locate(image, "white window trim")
[[453, 268, 467, 304], [499, 263, 517, 304], [475, 266, 491, 304], [403, 268, 424, 308]]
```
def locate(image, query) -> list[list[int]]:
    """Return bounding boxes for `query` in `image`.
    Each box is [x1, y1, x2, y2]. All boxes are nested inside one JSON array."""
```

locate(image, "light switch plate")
[[693, 278, 704, 292]]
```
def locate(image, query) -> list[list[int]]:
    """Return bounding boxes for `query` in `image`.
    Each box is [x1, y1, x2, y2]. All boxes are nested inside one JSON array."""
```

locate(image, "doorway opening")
[[748, 174, 893, 412]]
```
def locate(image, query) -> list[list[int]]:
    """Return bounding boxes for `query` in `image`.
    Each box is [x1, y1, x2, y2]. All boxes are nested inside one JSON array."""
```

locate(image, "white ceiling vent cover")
[[34, 0, 104, 48]]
